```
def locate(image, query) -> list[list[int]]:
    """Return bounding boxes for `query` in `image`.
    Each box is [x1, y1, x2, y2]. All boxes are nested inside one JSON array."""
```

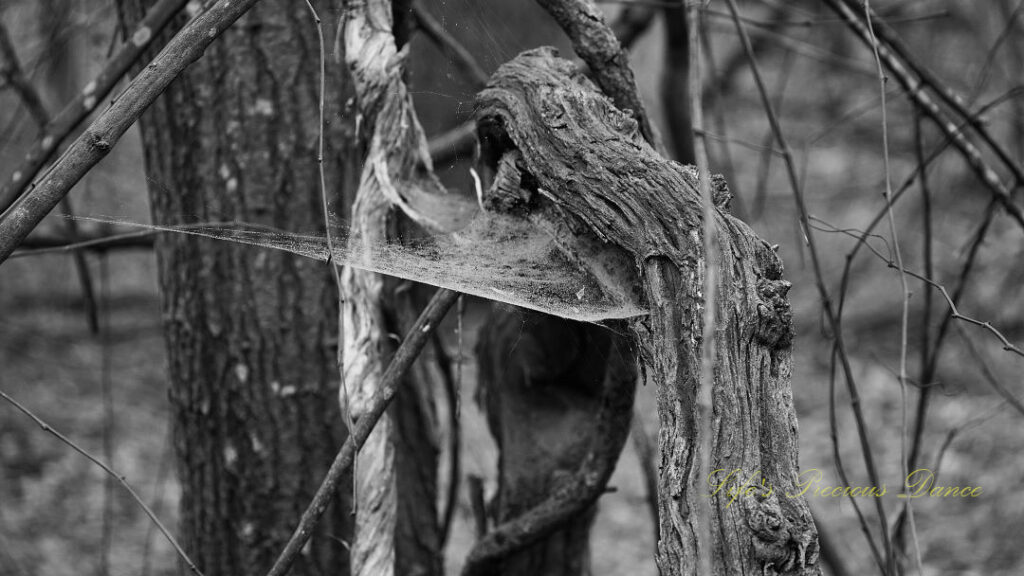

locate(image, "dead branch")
[[265, 287, 460, 576], [475, 48, 820, 575], [0, 24, 50, 127], [845, 0, 1024, 186], [0, 0, 189, 214], [723, 2, 894, 570], [0, 0, 259, 266], [412, 1, 488, 88], [0, 389, 202, 575], [821, 0, 1024, 230], [425, 4, 658, 168], [0, 18, 99, 333], [536, 0, 661, 150]]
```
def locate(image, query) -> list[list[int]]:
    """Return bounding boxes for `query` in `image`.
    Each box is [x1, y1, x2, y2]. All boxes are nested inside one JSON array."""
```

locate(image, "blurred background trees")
[[1, 0, 1023, 575]]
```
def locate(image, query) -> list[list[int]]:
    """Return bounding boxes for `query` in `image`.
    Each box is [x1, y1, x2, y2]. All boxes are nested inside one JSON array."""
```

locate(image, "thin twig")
[[688, 3, 715, 575], [265, 288, 460, 576], [303, 0, 355, 474], [844, 0, 1024, 186], [99, 253, 115, 576], [0, 18, 99, 333], [535, 0, 662, 150], [0, 0, 263, 265], [863, 3, 917, 572], [411, 2, 488, 88], [956, 325, 1024, 416], [0, 390, 202, 575], [722, 0, 892, 570], [821, 0, 1024, 231], [0, 0, 190, 213], [811, 215, 1024, 360]]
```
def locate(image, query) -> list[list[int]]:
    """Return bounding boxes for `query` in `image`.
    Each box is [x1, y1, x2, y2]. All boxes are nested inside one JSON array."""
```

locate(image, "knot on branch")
[[475, 47, 704, 267], [743, 485, 819, 575], [754, 277, 793, 350]]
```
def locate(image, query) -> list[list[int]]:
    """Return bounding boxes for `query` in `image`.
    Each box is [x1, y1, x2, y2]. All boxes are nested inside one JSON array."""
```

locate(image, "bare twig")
[[265, 287, 460, 576], [411, 2, 488, 88], [844, 0, 1024, 186], [811, 216, 1024, 360], [0, 0, 190, 213], [863, 2, 918, 571], [957, 325, 1024, 416], [722, 0, 892, 570], [821, 0, 1024, 230], [0, 390, 202, 575], [0, 18, 99, 333], [12, 228, 156, 256], [0, 23, 50, 127], [0, 0, 261, 266], [303, 0, 355, 469]]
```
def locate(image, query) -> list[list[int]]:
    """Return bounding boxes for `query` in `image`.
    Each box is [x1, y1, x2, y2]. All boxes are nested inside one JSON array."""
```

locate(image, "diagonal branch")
[[411, 1, 489, 88], [426, 3, 658, 168], [265, 287, 460, 576], [821, 0, 1024, 230], [0, 0, 260, 266], [0, 389, 202, 575], [840, 0, 1024, 186], [0, 0, 189, 214], [0, 18, 99, 333], [536, 0, 662, 151]]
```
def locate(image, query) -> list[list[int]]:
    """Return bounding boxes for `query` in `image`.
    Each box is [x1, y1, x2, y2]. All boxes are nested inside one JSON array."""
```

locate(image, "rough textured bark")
[[116, 1, 355, 574], [476, 48, 821, 576]]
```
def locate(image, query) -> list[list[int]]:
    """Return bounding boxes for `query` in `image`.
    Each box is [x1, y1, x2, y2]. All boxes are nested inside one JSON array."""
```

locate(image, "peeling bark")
[[476, 48, 820, 576], [341, 2, 454, 574]]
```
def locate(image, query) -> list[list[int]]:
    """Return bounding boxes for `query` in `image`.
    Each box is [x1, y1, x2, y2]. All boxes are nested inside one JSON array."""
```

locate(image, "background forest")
[[1, 0, 1023, 575]]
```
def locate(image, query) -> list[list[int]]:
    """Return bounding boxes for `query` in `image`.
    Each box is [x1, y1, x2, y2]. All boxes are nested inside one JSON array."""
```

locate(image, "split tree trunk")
[[475, 48, 821, 576], [116, 1, 355, 574]]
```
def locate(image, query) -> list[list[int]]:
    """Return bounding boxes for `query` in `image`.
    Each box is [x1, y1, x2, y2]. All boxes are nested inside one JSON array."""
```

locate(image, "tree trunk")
[[476, 308, 634, 575], [116, 1, 355, 574], [476, 48, 821, 576]]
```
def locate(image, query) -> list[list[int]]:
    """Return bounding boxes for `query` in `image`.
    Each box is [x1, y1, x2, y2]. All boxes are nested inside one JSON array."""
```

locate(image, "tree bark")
[[116, 1, 355, 574], [341, 2, 451, 575], [476, 48, 821, 576]]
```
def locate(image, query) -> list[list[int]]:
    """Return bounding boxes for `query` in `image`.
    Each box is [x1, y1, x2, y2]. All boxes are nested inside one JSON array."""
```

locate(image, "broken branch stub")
[[475, 47, 821, 576]]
